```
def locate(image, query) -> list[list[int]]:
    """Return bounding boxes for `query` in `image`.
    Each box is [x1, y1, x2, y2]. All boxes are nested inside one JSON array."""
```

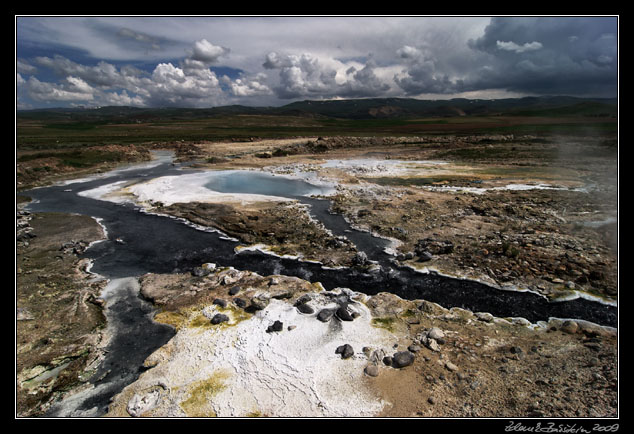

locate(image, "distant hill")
[[17, 96, 617, 123]]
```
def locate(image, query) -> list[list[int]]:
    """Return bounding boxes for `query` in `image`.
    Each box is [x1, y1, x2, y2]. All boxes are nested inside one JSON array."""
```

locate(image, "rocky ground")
[[159, 200, 357, 266], [16, 134, 618, 419], [104, 268, 617, 418], [16, 207, 109, 417]]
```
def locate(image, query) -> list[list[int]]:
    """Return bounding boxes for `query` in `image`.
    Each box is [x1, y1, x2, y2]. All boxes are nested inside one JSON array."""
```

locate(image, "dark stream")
[[22, 154, 617, 416]]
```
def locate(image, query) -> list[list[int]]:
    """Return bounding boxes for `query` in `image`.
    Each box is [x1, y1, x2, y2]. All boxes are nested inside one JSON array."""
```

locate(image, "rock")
[[203, 263, 217, 272], [445, 361, 459, 372], [16, 307, 34, 321], [352, 251, 369, 266], [317, 308, 336, 322], [296, 303, 314, 314], [233, 298, 247, 308], [369, 349, 386, 365], [212, 298, 227, 308], [475, 312, 494, 322], [364, 365, 380, 377], [266, 320, 284, 333], [422, 336, 441, 352], [250, 294, 270, 310], [295, 294, 312, 305], [510, 346, 523, 355], [336, 344, 354, 359], [228, 286, 241, 296], [417, 251, 433, 262], [383, 356, 393, 366], [427, 327, 445, 340], [211, 314, 229, 325], [191, 267, 210, 277], [428, 396, 436, 405], [561, 320, 579, 334], [127, 389, 162, 417], [392, 351, 415, 368], [335, 306, 354, 321], [408, 344, 422, 353]]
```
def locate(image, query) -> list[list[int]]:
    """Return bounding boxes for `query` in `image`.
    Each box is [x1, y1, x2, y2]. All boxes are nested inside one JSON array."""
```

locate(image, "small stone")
[[336, 306, 354, 321], [475, 312, 494, 322], [251, 294, 270, 310], [233, 298, 247, 308], [383, 356, 393, 366], [336, 344, 354, 359], [266, 320, 284, 333], [212, 298, 227, 308], [191, 267, 210, 277], [422, 337, 441, 352], [427, 327, 445, 340], [408, 344, 422, 353], [228, 286, 241, 296], [296, 303, 314, 314], [445, 361, 458, 372], [364, 365, 379, 377], [428, 396, 436, 405], [317, 308, 335, 322], [392, 351, 415, 368], [418, 251, 433, 262], [561, 320, 579, 334], [210, 313, 229, 325]]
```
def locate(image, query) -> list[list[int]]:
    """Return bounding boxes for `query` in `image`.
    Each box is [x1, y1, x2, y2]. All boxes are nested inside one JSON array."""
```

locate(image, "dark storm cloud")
[[461, 17, 618, 97]]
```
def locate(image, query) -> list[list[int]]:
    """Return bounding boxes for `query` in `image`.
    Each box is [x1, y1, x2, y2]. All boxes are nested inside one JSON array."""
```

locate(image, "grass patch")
[[362, 175, 480, 187], [371, 317, 396, 332], [18, 150, 126, 168], [179, 371, 230, 417]]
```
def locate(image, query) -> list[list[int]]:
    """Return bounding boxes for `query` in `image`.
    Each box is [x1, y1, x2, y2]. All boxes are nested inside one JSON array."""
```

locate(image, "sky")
[[15, 16, 619, 109]]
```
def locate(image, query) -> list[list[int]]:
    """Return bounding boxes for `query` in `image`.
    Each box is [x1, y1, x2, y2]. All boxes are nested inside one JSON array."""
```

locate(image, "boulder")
[[250, 294, 270, 311], [266, 320, 284, 333], [317, 308, 336, 322], [392, 351, 415, 368], [427, 327, 445, 341], [352, 251, 369, 266], [296, 303, 314, 314], [211, 314, 229, 325], [561, 320, 579, 334], [336, 344, 354, 359], [335, 306, 354, 321], [364, 365, 380, 377], [212, 298, 227, 308]]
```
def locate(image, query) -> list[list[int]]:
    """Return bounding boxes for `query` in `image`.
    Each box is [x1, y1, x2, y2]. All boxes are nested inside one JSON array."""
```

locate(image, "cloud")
[[393, 45, 460, 95], [190, 39, 230, 63], [17, 60, 37, 75], [223, 73, 272, 97], [496, 40, 543, 53], [23, 76, 95, 102], [117, 27, 161, 51], [262, 51, 394, 99], [464, 17, 617, 97], [16, 17, 618, 108]]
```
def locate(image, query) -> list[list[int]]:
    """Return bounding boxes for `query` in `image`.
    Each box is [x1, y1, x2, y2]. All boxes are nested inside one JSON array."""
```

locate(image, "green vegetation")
[[17, 149, 128, 168], [17, 96, 617, 151]]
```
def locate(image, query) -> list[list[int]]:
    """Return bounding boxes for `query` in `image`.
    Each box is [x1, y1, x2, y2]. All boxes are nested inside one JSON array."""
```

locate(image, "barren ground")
[[16, 134, 618, 419]]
